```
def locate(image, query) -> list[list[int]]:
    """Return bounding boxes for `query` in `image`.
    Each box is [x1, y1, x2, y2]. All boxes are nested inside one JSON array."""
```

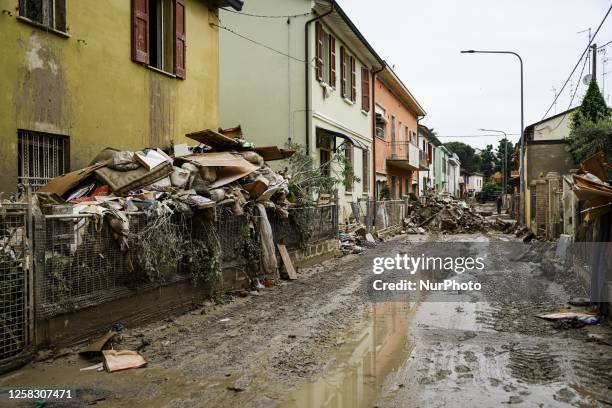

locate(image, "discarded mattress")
[[95, 161, 173, 195]]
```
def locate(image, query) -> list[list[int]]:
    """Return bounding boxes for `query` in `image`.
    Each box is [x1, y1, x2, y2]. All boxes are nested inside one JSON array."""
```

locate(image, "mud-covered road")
[[1, 232, 611, 407]]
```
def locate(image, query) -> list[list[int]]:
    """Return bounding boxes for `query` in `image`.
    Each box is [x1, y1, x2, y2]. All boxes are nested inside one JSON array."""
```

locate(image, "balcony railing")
[[386, 141, 421, 170], [419, 158, 429, 170]]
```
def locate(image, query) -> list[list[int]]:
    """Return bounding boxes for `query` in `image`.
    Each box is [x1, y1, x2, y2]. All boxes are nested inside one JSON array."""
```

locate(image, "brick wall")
[[289, 239, 340, 268]]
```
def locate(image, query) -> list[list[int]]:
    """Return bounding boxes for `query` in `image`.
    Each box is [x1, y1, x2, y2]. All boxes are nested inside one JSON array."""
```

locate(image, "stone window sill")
[[17, 16, 70, 38]]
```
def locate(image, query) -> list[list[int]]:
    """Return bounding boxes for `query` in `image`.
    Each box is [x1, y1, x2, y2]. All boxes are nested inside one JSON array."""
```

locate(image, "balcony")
[[386, 141, 420, 171], [418, 150, 429, 170]]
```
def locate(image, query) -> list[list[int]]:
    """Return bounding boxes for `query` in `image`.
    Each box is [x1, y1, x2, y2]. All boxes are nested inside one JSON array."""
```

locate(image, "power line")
[[212, 22, 311, 64], [600, 39, 612, 48], [435, 134, 520, 138], [541, 4, 612, 120], [547, 52, 590, 132], [221, 8, 311, 19]]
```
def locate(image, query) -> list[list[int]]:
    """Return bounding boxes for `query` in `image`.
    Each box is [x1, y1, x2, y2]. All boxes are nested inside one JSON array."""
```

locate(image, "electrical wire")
[[212, 22, 311, 64], [435, 134, 519, 138], [599, 39, 612, 48], [540, 4, 612, 121], [547, 52, 590, 132], [220, 8, 312, 19]]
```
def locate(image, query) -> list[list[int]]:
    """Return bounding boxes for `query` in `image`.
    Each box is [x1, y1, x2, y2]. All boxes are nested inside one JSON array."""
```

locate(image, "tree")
[[567, 80, 611, 170], [283, 142, 357, 204], [444, 142, 480, 172], [571, 80, 609, 127], [479, 144, 495, 179], [495, 139, 514, 184]]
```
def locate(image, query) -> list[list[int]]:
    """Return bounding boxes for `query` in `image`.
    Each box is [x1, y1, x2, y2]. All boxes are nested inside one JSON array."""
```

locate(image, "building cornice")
[[313, 111, 371, 143]]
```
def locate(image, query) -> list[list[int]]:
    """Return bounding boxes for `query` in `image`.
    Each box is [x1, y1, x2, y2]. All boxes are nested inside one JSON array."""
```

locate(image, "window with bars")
[[19, 0, 66, 32], [17, 130, 69, 191]]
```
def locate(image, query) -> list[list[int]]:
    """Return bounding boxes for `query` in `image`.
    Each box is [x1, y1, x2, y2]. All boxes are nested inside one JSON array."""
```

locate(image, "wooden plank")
[[252, 147, 296, 161], [186, 129, 242, 149], [277, 244, 297, 280]]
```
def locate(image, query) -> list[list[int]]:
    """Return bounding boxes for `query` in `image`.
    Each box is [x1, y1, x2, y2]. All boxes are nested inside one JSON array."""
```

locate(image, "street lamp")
[[461, 50, 525, 225], [478, 129, 508, 198]]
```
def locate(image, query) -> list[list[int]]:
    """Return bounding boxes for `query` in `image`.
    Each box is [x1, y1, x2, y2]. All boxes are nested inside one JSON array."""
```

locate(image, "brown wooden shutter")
[[315, 22, 323, 82], [340, 47, 346, 97], [350, 57, 356, 102], [345, 144, 353, 192], [363, 150, 369, 193], [329, 35, 336, 87], [361, 68, 370, 111], [131, 0, 149, 64], [175, 0, 186, 79]]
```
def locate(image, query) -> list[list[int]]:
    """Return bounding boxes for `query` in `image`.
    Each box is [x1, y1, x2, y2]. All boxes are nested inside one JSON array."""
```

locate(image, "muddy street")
[[1, 232, 610, 407]]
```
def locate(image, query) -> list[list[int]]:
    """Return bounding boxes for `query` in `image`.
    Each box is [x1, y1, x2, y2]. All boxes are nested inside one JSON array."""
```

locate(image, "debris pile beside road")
[[32, 127, 297, 282], [338, 225, 378, 255], [404, 192, 487, 233], [38, 127, 295, 220]]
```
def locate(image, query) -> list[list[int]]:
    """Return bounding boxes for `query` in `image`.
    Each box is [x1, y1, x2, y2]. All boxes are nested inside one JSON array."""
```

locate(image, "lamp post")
[[478, 129, 508, 198], [461, 50, 525, 225]]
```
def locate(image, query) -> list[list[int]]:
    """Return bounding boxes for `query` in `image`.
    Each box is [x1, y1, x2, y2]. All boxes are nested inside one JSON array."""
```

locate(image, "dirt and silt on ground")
[[1, 225, 611, 406]]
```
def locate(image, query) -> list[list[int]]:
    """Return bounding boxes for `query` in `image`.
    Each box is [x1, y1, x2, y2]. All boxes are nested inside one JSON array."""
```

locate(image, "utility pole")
[[592, 43, 597, 80], [601, 51, 608, 95]]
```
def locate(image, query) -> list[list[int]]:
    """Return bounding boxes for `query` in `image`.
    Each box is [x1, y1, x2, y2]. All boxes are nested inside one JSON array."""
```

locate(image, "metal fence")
[[36, 212, 149, 319], [0, 203, 32, 368], [35, 209, 242, 319], [355, 199, 408, 232], [269, 204, 339, 249], [32, 204, 338, 320]]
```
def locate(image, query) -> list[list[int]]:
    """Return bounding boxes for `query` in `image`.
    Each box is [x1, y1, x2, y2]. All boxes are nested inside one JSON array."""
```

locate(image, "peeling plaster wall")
[[0, 0, 220, 193], [15, 34, 70, 133]]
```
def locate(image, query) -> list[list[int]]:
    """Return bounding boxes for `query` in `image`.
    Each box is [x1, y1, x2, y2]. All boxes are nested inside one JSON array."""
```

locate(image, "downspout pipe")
[[371, 63, 385, 199], [416, 114, 425, 194], [304, 1, 335, 155]]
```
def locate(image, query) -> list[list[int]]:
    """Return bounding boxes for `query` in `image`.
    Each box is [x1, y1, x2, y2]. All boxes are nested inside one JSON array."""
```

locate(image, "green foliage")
[[284, 142, 357, 204], [444, 142, 480, 172], [567, 117, 612, 176], [495, 139, 514, 182], [479, 144, 495, 179], [482, 181, 502, 196], [571, 80, 609, 127], [567, 80, 611, 169], [379, 184, 391, 200], [338, 142, 360, 190], [289, 208, 313, 249]]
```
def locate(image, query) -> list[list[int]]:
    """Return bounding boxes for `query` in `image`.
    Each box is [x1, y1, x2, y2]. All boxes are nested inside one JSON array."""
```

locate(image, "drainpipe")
[[304, 1, 335, 155], [416, 114, 424, 195], [371, 64, 385, 199]]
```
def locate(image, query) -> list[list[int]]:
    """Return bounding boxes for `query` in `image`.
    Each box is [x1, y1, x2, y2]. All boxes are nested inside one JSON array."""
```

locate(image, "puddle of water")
[[280, 301, 416, 408]]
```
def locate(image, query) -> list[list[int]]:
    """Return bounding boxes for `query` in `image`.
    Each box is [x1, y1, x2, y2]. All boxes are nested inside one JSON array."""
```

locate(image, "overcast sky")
[[338, 0, 612, 150]]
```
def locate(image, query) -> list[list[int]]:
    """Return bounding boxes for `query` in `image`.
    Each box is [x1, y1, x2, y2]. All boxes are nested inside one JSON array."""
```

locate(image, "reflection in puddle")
[[281, 301, 415, 408]]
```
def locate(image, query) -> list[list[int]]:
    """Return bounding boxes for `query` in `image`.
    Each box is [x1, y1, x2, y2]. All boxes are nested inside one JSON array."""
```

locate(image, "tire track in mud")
[[506, 343, 562, 384], [376, 234, 612, 407]]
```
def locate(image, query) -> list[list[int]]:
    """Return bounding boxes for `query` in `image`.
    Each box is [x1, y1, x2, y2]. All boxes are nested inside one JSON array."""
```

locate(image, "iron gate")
[[0, 202, 33, 370]]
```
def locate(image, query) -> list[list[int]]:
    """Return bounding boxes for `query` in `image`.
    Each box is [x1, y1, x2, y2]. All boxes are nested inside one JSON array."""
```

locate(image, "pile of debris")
[[404, 192, 486, 233], [339, 226, 378, 255], [37, 127, 295, 222], [31, 127, 298, 285], [39, 128, 294, 215]]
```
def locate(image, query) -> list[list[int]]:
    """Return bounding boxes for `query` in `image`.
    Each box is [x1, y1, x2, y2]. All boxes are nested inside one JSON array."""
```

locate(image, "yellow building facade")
[[0, 0, 234, 193]]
